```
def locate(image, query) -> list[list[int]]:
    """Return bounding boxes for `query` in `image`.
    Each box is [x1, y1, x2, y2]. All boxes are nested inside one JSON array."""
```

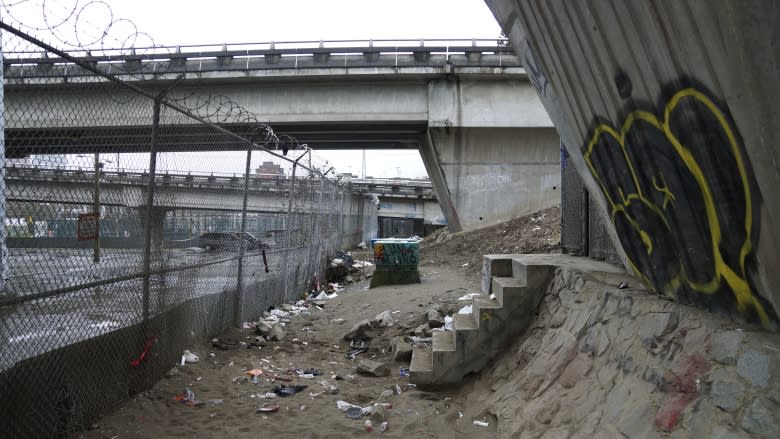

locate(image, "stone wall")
[[475, 265, 779, 438]]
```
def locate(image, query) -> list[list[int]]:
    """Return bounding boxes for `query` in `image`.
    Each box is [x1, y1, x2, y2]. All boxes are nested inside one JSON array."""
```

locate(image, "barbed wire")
[[1, 0, 315, 161]]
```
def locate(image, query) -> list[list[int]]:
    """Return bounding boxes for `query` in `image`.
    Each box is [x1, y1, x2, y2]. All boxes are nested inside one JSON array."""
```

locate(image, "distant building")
[[255, 161, 285, 179]]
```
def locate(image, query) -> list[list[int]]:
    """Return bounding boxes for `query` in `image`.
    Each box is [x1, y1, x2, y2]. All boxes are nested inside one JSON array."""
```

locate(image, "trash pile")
[[325, 250, 375, 285]]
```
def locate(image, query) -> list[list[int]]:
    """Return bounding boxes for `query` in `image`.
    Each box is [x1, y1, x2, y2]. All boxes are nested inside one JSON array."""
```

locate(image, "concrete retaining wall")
[[477, 263, 780, 438]]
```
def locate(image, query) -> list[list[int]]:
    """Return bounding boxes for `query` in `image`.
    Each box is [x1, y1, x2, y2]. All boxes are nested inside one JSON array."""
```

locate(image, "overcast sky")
[[3, 0, 503, 178]]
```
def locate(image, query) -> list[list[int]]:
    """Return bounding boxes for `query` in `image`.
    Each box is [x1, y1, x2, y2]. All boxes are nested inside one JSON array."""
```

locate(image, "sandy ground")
[[81, 263, 500, 439]]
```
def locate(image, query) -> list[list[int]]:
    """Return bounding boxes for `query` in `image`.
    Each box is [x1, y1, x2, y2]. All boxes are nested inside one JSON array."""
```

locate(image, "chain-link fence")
[[0, 17, 375, 437], [560, 145, 621, 265]]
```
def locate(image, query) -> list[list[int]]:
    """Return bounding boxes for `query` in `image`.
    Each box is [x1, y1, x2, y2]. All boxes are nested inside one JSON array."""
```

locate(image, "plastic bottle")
[[378, 422, 389, 433], [364, 420, 373, 432]]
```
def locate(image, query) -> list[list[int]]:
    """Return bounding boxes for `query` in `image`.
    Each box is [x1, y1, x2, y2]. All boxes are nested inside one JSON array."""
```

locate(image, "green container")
[[370, 239, 421, 287], [373, 239, 420, 271]]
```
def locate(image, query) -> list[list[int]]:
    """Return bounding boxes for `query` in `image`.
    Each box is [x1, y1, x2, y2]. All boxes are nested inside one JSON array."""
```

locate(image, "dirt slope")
[[421, 205, 560, 276]]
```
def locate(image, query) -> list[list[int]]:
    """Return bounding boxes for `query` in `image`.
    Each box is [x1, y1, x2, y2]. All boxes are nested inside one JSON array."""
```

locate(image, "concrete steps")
[[409, 255, 555, 386]]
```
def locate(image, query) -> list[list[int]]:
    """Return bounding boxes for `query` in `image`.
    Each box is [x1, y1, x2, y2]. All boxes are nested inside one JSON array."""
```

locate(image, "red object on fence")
[[130, 337, 158, 367]]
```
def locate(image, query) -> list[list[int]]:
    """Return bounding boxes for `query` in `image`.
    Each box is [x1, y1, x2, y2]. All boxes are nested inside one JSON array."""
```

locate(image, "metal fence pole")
[[93, 153, 101, 263], [0, 37, 7, 294], [141, 97, 162, 322], [283, 149, 309, 299], [234, 146, 252, 326]]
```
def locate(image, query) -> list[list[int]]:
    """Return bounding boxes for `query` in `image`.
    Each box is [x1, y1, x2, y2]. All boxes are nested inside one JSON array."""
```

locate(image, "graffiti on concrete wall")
[[456, 173, 512, 194], [582, 85, 775, 325]]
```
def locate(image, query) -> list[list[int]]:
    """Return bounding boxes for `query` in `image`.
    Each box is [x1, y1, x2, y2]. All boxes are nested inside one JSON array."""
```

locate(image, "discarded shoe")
[[272, 385, 307, 397]]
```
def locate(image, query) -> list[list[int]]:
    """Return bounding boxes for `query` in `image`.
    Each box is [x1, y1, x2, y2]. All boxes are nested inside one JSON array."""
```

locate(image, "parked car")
[[198, 232, 269, 251]]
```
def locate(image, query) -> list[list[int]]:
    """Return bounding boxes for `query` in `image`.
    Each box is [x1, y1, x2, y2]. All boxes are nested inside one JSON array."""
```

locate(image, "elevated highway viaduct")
[[3, 40, 559, 233]]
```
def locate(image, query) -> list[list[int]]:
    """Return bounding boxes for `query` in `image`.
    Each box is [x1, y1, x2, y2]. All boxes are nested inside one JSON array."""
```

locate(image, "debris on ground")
[[181, 350, 199, 364]]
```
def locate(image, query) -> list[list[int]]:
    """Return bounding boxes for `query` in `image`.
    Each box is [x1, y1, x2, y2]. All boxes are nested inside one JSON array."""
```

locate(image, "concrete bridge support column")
[[423, 77, 559, 232], [138, 206, 168, 254], [424, 126, 560, 231]]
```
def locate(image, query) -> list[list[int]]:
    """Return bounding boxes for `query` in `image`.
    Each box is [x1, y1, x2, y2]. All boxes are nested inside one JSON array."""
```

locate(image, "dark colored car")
[[198, 232, 268, 251]]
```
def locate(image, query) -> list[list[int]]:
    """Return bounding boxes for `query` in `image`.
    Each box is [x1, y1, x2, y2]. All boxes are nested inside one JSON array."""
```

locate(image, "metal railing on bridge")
[[2, 37, 518, 79], [0, 18, 377, 438]]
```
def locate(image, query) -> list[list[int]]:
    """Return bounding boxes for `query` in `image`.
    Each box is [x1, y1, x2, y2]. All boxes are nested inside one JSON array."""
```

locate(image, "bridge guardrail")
[[2, 38, 519, 78]]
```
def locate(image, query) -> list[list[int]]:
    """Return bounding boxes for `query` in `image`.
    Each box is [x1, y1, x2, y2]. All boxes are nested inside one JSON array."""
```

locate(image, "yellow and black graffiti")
[[583, 87, 775, 326]]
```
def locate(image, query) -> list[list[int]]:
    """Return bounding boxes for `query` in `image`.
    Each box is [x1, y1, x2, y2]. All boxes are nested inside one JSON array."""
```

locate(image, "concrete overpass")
[[3, 39, 559, 232], [4, 166, 436, 211]]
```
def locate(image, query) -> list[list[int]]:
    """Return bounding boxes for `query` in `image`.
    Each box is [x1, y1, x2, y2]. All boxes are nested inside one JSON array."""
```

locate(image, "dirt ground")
[[81, 207, 561, 439], [421, 206, 560, 278]]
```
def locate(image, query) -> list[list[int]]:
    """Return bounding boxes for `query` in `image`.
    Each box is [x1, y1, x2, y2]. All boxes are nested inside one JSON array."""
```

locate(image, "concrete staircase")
[[409, 254, 556, 386]]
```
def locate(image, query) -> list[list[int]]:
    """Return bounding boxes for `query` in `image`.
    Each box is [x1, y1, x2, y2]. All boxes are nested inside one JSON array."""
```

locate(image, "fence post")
[[0, 39, 7, 293], [234, 146, 252, 326], [93, 153, 101, 263], [141, 97, 162, 323]]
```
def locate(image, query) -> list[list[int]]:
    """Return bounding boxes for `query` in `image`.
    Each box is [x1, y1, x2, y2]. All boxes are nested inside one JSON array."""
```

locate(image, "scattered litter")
[[256, 403, 279, 413], [337, 400, 373, 418], [473, 420, 489, 427], [259, 392, 277, 399], [458, 293, 481, 301], [347, 407, 364, 419], [378, 421, 389, 433], [319, 380, 339, 394], [272, 385, 308, 397], [458, 305, 473, 315], [399, 367, 410, 377], [458, 411, 463, 418], [181, 349, 200, 364], [364, 420, 373, 432], [461, 263, 469, 267], [618, 281, 628, 289], [443, 316, 454, 331], [346, 339, 370, 359], [207, 399, 223, 405], [246, 369, 263, 377], [173, 387, 203, 407], [489, 293, 496, 301]]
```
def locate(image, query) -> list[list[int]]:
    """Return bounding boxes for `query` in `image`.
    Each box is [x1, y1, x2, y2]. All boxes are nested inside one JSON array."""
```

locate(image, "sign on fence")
[[77, 213, 100, 240]]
